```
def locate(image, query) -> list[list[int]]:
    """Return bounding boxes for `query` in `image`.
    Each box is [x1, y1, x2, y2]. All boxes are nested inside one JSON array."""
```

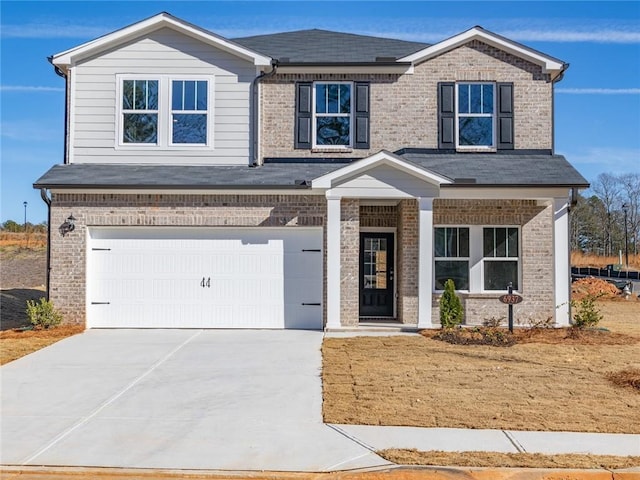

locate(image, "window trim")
[[311, 81, 354, 149], [481, 226, 520, 292], [433, 225, 521, 294], [434, 226, 470, 292], [116, 74, 214, 150], [455, 82, 496, 151]]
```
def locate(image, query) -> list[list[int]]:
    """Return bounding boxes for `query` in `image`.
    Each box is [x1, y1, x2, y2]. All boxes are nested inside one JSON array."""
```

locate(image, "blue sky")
[[1, 0, 639, 223]]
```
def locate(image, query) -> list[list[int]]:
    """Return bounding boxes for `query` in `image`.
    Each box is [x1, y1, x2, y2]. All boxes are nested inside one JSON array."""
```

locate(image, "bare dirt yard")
[[323, 297, 640, 434], [1, 235, 84, 364]]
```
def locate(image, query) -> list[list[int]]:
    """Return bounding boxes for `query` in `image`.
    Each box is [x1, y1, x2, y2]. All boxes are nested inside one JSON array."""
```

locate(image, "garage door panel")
[[88, 227, 322, 329]]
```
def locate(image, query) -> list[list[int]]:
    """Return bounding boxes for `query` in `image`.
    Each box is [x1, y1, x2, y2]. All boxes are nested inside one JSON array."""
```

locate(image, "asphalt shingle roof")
[[33, 163, 342, 189], [232, 29, 429, 63], [34, 152, 589, 190], [395, 150, 589, 187]]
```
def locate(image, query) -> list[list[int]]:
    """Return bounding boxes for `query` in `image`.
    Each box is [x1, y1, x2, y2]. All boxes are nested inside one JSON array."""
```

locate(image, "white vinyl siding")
[[69, 28, 254, 165]]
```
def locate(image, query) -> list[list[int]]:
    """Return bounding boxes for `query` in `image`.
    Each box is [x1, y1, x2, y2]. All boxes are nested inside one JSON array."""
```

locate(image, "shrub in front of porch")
[[439, 279, 464, 329]]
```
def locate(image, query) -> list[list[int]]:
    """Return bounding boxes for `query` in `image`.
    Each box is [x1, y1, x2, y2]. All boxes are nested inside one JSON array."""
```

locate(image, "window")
[[434, 227, 469, 290], [314, 82, 352, 146], [457, 83, 494, 147], [483, 227, 519, 290], [171, 80, 208, 144], [122, 80, 158, 144], [433, 226, 520, 292], [295, 82, 369, 150], [437, 82, 513, 150], [118, 76, 211, 148]]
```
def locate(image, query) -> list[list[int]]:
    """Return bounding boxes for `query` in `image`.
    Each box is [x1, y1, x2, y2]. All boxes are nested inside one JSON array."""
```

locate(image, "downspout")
[[39, 188, 52, 301], [251, 60, 278, 166], [48, 57, 69, 164], [40, 58, 67, 301], [551, 63, 571, 324]]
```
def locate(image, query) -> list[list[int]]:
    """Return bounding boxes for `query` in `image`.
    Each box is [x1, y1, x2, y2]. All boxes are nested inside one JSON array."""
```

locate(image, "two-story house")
[[34, 12, 588, 330]]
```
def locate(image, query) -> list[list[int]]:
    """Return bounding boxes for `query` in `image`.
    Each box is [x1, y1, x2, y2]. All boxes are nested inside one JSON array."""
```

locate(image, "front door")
[[359, 232, 394, 317]]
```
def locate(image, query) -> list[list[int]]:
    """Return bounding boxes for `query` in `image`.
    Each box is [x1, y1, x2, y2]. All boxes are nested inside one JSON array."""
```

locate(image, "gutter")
[[251, 60, 278, 166], [39, 188, 52, 301], [48, 57, 69, 164]]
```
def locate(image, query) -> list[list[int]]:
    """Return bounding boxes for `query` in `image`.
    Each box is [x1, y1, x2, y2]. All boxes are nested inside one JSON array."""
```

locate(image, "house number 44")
[[201, 277, 211, 288]]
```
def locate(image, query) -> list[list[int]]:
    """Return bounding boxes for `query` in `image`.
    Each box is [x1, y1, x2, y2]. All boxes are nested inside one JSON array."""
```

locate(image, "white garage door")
[[87, 227, 323, 329]]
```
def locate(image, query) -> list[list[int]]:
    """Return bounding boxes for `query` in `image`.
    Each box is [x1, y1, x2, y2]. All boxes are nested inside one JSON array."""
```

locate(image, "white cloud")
[[556, 88, 640, 95], [0, 23, 110, 39], [1, 85, 64, 93], [500, 29, 640, 44]]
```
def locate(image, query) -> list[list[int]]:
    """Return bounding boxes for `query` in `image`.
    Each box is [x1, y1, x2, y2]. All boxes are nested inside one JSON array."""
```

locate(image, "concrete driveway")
[[1, 330, 387, 471]]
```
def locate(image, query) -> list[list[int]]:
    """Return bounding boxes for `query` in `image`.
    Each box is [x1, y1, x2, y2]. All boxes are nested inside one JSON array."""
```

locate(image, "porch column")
[[418, 197, 434, 328], [326, 195, 342, 329], [554, 197, 570, 326]]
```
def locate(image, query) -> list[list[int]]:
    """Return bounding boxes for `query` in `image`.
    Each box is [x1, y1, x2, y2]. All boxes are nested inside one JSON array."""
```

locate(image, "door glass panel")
[[364, 238, 388, 290]]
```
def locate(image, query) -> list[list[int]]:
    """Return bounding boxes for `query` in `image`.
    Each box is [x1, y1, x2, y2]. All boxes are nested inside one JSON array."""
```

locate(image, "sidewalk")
[[332, 424, 640, 457]]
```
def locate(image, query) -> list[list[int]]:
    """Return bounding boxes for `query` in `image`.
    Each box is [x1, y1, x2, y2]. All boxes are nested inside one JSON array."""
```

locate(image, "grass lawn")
[[322, 300, 640, 434]]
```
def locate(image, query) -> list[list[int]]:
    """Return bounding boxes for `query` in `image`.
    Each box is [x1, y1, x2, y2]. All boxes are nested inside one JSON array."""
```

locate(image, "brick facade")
[[49, 194, 557, 328], [260, 40, 551, 159], [431, 199, 554, 326], [340, 199, 360, 326], [49, 193, 326, 325]]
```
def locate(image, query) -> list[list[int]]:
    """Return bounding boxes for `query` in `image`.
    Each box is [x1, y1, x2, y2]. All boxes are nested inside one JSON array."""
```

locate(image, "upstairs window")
[[295, 81, 370, 150], [438, 82, 513, 151], [122, 80, 159, 144], [457, 83, 494, 147], [118, 76, 212, 148], [314, 82, 352, 146], [171, 80, 208, 144]]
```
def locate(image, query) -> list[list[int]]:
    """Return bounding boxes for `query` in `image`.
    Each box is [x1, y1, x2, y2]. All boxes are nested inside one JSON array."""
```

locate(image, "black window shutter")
[[295, 82, 312, 149], [353, 82, 370, 149], [497, 82, 514, 150], [438, 82, 455, 149]]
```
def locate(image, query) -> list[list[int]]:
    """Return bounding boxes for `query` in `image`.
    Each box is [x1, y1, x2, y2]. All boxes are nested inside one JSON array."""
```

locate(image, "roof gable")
[[398, 26, 567, 79], [52, 12, 272, 70], [312, 151, 452, 190]]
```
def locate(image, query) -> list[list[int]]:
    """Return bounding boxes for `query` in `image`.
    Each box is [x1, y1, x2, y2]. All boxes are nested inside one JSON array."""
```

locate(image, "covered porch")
[[313, 151, 572, 330]]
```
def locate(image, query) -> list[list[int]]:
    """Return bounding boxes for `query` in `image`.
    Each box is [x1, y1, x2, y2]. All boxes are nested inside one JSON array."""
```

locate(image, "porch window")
[[483, 227, 519, 290], [434, 227, 469, 290]]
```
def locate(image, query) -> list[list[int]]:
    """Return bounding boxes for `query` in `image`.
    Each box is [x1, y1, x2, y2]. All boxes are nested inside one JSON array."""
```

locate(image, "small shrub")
[[572, 294, 603, 329], [433, 326, 515, 347], [26, 298, 63, 329], [482, 316, 505, 328], [439, 279, 464, 329]]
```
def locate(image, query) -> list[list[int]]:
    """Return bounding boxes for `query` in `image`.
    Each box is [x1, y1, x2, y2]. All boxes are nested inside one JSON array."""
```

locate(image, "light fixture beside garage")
[[59, 214, 76, 237]]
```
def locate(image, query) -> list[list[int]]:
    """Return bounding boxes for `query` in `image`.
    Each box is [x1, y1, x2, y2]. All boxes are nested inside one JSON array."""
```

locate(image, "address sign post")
[[499, 282, 523, 333]]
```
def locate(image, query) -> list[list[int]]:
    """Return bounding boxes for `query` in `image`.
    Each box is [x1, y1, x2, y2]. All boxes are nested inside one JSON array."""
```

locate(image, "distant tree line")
[[570, 172, 639, 257], [1, 220, 48, 234]]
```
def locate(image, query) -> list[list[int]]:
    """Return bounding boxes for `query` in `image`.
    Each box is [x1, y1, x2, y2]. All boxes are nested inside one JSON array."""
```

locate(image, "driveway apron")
[[1, 329, 387, 471]]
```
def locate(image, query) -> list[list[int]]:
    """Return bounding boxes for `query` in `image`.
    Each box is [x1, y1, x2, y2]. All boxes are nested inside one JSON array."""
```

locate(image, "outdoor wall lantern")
[[59, 214, 76, 237]]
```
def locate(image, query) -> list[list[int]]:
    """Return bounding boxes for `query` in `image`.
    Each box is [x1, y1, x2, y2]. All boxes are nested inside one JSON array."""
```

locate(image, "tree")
[[1, 220, 22, 232], [591, 173, 621, 256]]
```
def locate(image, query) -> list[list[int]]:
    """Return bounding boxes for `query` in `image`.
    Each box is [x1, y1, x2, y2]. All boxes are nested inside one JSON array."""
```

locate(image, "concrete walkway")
[[1, 329, 638, 474]]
